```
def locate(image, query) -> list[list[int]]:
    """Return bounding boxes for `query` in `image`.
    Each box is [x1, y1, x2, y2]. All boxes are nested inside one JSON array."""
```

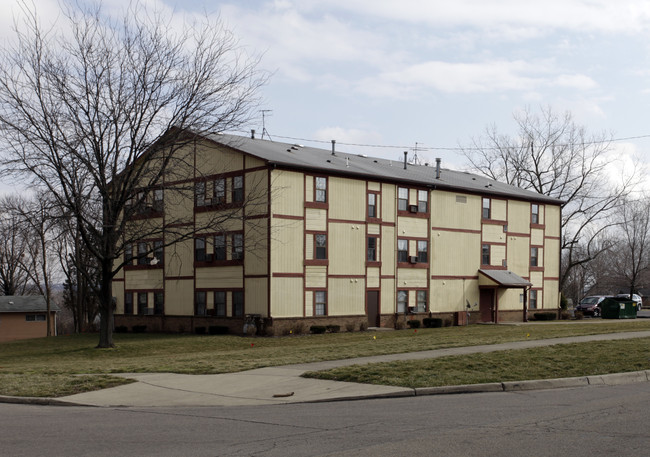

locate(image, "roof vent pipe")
[[331, 140, 336, 155], [403, 151, 408, 170], [435, 158, 441, 179], [251, 129, 255, 139]]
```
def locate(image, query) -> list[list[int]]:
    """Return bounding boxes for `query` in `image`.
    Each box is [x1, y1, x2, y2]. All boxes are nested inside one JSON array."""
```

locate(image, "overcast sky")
[[3, 0, 650, 172]]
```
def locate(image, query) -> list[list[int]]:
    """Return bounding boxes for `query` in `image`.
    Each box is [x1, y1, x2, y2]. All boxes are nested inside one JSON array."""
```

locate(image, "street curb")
[[0, 395, 86, 407]]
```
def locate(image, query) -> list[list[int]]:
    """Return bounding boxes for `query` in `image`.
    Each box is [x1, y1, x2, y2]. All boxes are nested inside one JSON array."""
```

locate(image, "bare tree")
[[609, 197, 650, 299], [463, 106, 635, 290], [0, 1, 267, 347], [0, 213, 30, 296]]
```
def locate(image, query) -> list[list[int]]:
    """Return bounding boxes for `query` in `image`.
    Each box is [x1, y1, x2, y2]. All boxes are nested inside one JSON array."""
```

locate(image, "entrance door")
[[479, 288, 495, 323], [367, 291, 379, 327]]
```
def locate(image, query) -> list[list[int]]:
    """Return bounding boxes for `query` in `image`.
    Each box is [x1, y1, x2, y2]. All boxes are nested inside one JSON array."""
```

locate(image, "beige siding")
[[381, 184, 396, 223], [507, 200, 530, 234], [245, 219, 268, 276], [305, 208, 327, 231], [245, 278, 267, 316], [164, 186, 194, 224], [125, 270, 163, 290], [165, 279, 193, 315], [381, 278, 395, 314], [195, 141, 243, 176], [381, 226, 396, 276], [368, 181, 380, 191], [305, 233, 314, 259], [545, 205, 561, 237], [165, 238, 194, 277], [530, 271, 544, 289], [329, 223, 365, 275], [491, 244, 506, 266], [497, 288, 523, 311], [114, 282, 125, 311], [545, 238, 560, 274], [367, 267, 380, 288], [270, 277, 303, 317], [431, 192, 481, 231], [304, 291, 313, 317], [492, 199, 507, 220], [271, 170, 304, 217], [195, 266, 243, 289], [195, 210, 244, 232], [271, 218, 303, 273], [431, 231, 480, 276], [397, 217, 428, 238], [305, 266, 327, 288], [329, 177, 365, 221], [328, 278, 365, 315], [538, 204, 545, 225], [531, 228, 544, 246], [482, 224, 507, 244], [368, 223, 380, 235], [397, 268, 428, 288], [507, 235, 530, 277], [0, 313, 56, 342], [305, 175, 314, 203], [245, 170, 269, 217], [543, 280, 560, 309], [430, 279, 479, 312]]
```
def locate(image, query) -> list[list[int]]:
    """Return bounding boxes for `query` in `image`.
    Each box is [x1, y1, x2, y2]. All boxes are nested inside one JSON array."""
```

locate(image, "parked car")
[[575, 296, 609, 317], [615, 294, 643, 310]]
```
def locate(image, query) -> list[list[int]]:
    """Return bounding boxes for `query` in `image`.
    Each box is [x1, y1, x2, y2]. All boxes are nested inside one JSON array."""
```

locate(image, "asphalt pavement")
[[2, 327, 649, 408]]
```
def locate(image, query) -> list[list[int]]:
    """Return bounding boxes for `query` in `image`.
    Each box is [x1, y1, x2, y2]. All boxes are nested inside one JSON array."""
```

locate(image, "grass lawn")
[[303, 337, 650, 388], [1, 320, 650, 397]]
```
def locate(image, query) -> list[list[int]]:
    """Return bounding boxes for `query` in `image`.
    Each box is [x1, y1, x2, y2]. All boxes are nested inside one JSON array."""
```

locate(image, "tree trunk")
[[96, 260, 114, 348]]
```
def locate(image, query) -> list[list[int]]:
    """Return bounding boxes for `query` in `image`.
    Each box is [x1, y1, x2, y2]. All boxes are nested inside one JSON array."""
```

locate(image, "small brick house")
[[0, 296, 59, 342]]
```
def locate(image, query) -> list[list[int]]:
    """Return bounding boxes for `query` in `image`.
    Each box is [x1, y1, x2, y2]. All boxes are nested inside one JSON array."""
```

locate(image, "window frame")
[[231, 233, 244, 261], [214, 234, 226, 261], [416, 290, 427, 313], [195, 181, 206, 207], [232, 291, 244, 317], [397, 187, 408, 211], [153, 240, 163, 265], [417, 190, 428, 213], [214, 291, 227, 317], [397, 290, 408, 313], [367, 236, 378, 262], [124, 292, 133, 314], [531, 203, 539, 224], [195, 291, 207, 316], [315, 233, 327, 260], [137, 292, 148, 315], [482, 244, 491, 265], [530, 289, 538, 309], [530, 246, 539, 267], [315, 176, 327, 203], [137, 242, 148, 266], [195, 237, 207, 262], [417, 240, 428, 263], [482, 197, 491, 219], [153, 291, 164, 315], [232, 175, 244, 203], [397, 239, 408, 263], [314, 290, 327, 316], [367, 192, 377, 218], [214, 177, 226, 204]]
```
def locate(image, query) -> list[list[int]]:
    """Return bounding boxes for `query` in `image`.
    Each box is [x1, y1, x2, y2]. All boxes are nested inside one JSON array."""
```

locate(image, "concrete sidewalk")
[[4, 330, 650, 407]]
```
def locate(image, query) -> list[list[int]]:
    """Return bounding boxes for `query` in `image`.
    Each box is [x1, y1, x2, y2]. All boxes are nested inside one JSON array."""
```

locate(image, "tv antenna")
[[261, 110, 273, 140], [411, 142, 422, 165]]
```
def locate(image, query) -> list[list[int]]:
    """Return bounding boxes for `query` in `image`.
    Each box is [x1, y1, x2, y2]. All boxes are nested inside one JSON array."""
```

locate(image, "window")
[[195, 291, 207, 316], [214, 291, 226, 317], [418, 190, 428, 213], [153, 241, 163, 265], [214, 235, 226, 260], [124, 243, 133, 266], [154, 292, 164, 315], [531, 204, 539, 224], [214, 178, 226, 204], [153, 189, 163, 212], [416, 290, 427, 313], [367, 236, 377, 261], [137, 242, 148, 266], [397, 290, 408, 313], [124, 292, 133, 314], [232, 291, 244, 317], [417, 240, 428, 263], [315, 234, 327, 259], [482, 198, 491, 219], [195, 181, 206, 206], [232, 233, 244, 260], [368, 193, 377, 218], [195, 237, 206, 262], [398, 187, 408, 211], [232, 175, 244, 203], [137, 292, 148, 315], [482, 244, 490, 265], [531, 247, 539, 267], [315, 177, 327, 203], [397, 239, 408, 262], [530, 290, 538, 309], [314, 291, 327, 316], [26, 314, 46, 322]]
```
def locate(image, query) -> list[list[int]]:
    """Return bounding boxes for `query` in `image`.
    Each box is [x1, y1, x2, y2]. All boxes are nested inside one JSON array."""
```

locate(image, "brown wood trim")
[[329, 218, 366, 224], [195, 259, 244, 268], [431, 275, 479, 280], [397, 262, 429, 269], [272, 272, 304, 278], [245, 214, 269, 220], [244, 274, 268, 279], [397, 210, 429, 219], [124, 264, 164, 271], [273, 214, 304, 220], [530, 223, 545, 229], [380, 275, 396, 279], [482, 218, 508, 225], [113, 277, 125, 282], [380, 221, 396, 227], [194, 201, 243, 213], [304, 259, 329, 266], [304, 201, 328, 209], [431, 226, 481, 234], [366, 261, 381, 267], [164, 275, 195, 281], [507, 232, 531, 237], [166, 222, 194, 228], [545, 235, 561, 240], [329, 274, 366, 279], [530, 266, 544, 272], [543, 276, 559, 281]]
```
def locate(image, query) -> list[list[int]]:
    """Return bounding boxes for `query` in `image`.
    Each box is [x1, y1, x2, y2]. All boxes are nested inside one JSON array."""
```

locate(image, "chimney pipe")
[[435, 158, 441, 179], [403, 151, 408, 170], [251, 129, 256, 139], [331, 140, 336, 155]]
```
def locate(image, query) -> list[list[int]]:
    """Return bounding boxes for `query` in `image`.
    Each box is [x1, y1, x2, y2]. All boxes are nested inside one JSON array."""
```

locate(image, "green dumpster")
[[600, 297, 638, 319]]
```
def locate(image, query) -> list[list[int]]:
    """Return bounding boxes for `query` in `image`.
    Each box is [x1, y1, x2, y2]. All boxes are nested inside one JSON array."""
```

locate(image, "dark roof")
[[208, 133, 563, 205], [479, 269, 532, 287], [0, 296, 59, 313]]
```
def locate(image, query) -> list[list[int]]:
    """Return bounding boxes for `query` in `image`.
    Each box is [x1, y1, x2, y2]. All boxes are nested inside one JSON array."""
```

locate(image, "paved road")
[[2, 382, 648, 456]]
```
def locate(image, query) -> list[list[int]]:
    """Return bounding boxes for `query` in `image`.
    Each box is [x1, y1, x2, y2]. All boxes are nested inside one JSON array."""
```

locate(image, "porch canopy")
[[478, 269, 532, 288]]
